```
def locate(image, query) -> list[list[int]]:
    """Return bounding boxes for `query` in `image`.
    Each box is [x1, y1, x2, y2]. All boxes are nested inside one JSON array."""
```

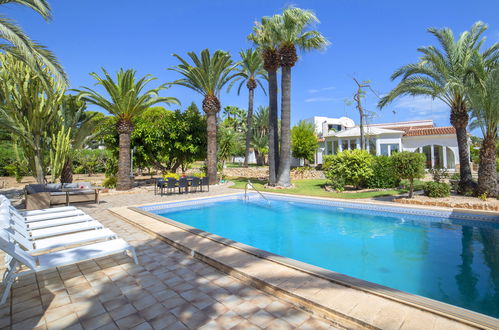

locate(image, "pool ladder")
[[244, 180, 271, 206]]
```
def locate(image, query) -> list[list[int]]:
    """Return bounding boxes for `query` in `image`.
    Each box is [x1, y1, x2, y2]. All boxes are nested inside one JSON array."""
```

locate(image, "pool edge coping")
[[114, 193, 498, 329]]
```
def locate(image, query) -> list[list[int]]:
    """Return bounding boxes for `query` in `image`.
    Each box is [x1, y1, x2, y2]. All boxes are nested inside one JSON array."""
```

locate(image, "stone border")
[[110, 193, 498, 329]]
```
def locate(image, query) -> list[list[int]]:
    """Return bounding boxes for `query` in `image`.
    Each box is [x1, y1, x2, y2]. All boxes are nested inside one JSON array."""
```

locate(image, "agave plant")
[[170, 49, 239, 184], [78, 69, 180, 190]]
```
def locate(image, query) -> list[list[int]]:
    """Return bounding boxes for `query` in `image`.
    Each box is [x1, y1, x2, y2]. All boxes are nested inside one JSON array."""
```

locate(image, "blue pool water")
[[151, 196, 499, 318]]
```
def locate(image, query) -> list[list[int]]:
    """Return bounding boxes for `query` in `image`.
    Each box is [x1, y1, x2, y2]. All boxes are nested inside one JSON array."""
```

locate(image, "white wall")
[[402, 135, 459, 164]]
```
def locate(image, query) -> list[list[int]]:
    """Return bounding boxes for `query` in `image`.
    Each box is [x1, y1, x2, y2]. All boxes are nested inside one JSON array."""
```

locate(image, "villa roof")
[[404, 126, 456, 136], [330, 126, 404, 138]]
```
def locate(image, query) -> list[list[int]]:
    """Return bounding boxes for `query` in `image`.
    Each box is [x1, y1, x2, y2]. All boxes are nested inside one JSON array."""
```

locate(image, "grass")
[[228, 178, 423, 199]]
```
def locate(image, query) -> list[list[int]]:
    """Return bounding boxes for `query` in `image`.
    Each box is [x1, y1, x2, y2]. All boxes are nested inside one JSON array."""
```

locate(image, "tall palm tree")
[[0, 0, 67, 85], [248, 16, 281, 185], [378, 22, 498, 194], [467, 64, 498, 197], [78, 69, 179, 190], [273, 7, 329, 187], [228, 49, 267, 167], [170, 49, 239, 184]]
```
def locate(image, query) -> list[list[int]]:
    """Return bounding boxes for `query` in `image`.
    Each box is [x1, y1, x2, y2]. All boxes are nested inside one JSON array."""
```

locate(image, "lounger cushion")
[[27, 215, 93, 230], [45, 184, 62, 192], [37, 239, 131, 268], [32, 228, 117, 252], [29, 221, 103, 239]]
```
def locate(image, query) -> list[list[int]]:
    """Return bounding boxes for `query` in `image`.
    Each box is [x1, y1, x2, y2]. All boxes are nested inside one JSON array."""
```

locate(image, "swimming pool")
[[142, 194, 499, 319]]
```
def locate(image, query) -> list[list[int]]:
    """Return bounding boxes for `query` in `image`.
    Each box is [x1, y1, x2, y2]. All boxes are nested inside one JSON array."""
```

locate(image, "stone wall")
[[221, 167, 325, 180]]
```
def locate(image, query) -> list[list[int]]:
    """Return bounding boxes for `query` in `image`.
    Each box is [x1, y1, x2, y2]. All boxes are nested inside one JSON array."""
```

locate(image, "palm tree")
[[228, 49, 267, 167], [0, 0, 67, 85], [467, 64, 498, 197], [169, 49, 239, 184], [378, 22, 498, 194], [78, 69, 179, 190], [273, 7, 329, 187], [252, 106, 270, 165]]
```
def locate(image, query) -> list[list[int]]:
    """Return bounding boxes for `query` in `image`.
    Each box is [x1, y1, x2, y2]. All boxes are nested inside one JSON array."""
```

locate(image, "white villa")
[[305, 116, 460, 171]]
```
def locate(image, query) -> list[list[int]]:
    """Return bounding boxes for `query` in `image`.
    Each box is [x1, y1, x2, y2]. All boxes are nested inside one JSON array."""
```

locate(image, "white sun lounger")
[[24, 210, 86, 223], [0, 230, 137, 304], [8, 227, 118, 253], [1, 207, 94, 230], [19, 206, 78, 217]]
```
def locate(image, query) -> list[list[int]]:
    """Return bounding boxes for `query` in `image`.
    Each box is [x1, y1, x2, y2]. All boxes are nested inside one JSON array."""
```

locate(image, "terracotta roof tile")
[[405, 126, 456, 136]]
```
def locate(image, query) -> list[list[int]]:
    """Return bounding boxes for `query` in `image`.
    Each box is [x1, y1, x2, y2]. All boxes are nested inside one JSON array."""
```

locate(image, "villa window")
[[433, 145, 444, 168], [342, 140, 349, 152], [327, 141, 333, 155], [380, 143, 399, 156], [350, 139, 357, 150], [417, 145, 456, 169], [380, 144, 389, 156], [368, 139, 377, 156], [446, 147, 455, 169], [421, 145, 432, 168], [333, 141, 339, 154]]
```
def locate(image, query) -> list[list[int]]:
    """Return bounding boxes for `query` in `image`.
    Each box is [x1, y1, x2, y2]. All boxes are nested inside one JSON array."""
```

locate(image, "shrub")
[[367, 156, 400, 188], [163, 172, 180, 180], [423, 181, 451, 198], [391, 152, 426, 198], [449, 172, 460, 181], [102, 176, 117, 189], [323, 150, 374, 190], [192, 172, 206, 178], [429, 167, 448, 183]]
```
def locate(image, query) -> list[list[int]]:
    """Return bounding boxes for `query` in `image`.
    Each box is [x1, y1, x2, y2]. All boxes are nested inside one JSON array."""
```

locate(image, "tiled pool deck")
[[0, 185, 339, 330]]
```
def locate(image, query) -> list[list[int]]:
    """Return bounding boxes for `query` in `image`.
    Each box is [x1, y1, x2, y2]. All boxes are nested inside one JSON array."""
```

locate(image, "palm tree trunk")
[[477, 134, 497, 197], [116, 132, 132, 190], [455, 125, 475, 194], [60, 159, 73, 183], [268, 70, 279, 185], [277, 66, 292, 187], [244, 88, 255, 168], [206, 112, 218, 185], [451, 105, 476, 194]]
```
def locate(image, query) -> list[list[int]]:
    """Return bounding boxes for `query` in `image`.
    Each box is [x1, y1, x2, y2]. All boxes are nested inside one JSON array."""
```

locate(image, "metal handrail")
[[244, 180, 270, 206]]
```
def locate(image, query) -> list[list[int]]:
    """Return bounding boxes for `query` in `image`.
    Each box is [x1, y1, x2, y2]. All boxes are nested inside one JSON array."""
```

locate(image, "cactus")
[[49, 127, 71, 183]]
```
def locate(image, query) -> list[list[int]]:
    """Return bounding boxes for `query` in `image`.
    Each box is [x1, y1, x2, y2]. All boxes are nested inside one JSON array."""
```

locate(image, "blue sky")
[[4, 0, 498, 131]]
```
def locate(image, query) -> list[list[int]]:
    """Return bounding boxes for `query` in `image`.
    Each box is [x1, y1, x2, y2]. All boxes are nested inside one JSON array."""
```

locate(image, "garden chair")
[[0, 229, 137, 304], [201, 177, 209, 192], [165, 178, 178, 195], [154, 178, 165, 195], [178, 178, 189, 194], [190, 177, 201, 193]]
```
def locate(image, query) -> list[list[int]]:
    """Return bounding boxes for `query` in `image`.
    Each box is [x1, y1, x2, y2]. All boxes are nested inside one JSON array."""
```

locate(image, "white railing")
[[244, 180, 270, 206]]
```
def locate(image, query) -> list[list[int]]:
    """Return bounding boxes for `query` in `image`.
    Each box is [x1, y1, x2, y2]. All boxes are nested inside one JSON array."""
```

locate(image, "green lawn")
[[228, 178, 422, 199]]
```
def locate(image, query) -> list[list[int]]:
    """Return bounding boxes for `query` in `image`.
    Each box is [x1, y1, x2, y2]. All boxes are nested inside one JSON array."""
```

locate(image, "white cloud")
[[304, 97, 339, 103], [393, 95, 448, 117], [308, 86, 336, 94]]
